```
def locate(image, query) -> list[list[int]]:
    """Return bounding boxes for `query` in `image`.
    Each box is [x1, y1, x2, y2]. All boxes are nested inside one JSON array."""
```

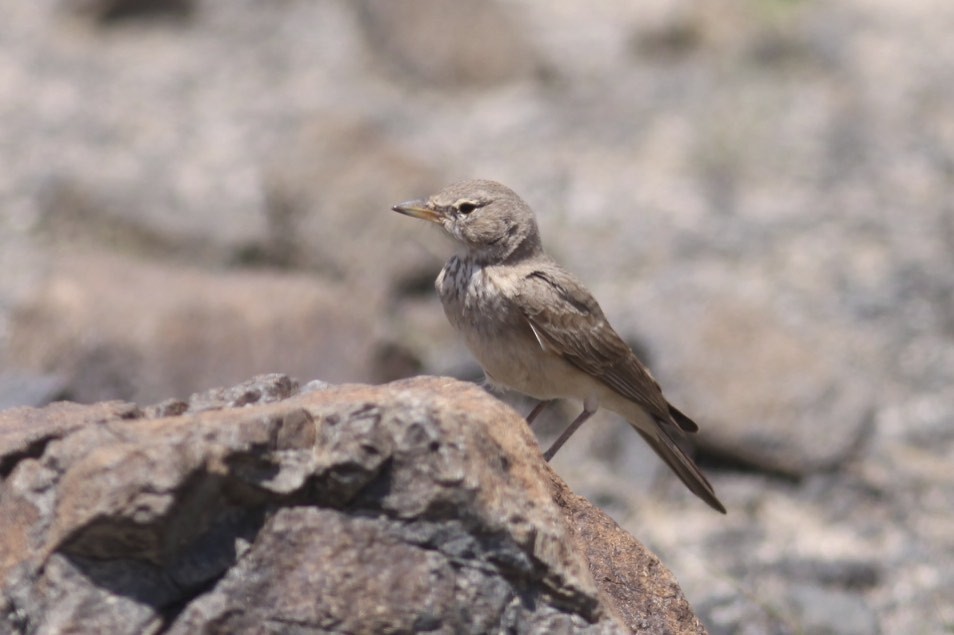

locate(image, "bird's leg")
[[525, 400, 553, 426], [543, 406, 596, 461]]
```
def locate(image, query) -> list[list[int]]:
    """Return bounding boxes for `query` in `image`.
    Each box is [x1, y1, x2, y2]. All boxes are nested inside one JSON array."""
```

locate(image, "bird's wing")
[[516, 265, 723, 513], [515, 266, 685, 428]]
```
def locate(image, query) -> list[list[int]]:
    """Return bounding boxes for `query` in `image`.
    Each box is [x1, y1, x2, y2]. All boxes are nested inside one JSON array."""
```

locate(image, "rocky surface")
[[1, 1, 953, 632], [0, 374, 704, 634]]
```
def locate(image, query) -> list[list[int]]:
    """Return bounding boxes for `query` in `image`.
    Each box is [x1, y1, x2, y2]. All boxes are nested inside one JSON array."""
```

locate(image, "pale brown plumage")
[[392, 179, 725, 513]]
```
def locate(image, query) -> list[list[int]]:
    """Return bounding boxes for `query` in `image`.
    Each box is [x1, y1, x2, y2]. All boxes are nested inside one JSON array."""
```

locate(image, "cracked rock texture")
[[0, 374, 704, 634]]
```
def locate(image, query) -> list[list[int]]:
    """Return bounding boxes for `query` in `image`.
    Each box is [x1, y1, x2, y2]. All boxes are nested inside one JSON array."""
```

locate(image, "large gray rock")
[[259, 114, 445, 292], [5, 253, 381, 405], [0, 374, 706, 634], [619, 282, 874, 478], [355, 0, 544, 87]]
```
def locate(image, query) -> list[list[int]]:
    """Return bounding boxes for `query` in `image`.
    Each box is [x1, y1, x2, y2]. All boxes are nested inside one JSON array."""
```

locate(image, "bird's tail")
[[667, 402, 699, 433], [635, 425, 726, 514]]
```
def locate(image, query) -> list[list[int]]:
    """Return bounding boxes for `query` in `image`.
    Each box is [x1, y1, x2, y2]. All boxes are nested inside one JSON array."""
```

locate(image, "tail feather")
[[667, 402, 699, 433], [635, 426, 726, 514]]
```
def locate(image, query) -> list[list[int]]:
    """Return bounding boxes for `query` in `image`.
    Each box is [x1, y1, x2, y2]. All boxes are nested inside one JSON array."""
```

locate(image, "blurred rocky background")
[[0, 0, 951, 633]]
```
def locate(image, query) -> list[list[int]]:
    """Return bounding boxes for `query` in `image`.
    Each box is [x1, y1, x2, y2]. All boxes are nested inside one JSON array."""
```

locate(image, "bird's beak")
[[391, 199, 443, 224]]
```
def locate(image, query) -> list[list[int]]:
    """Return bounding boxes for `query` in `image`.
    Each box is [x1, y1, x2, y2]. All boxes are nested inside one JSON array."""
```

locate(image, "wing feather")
[[517, 267, 673, 422]]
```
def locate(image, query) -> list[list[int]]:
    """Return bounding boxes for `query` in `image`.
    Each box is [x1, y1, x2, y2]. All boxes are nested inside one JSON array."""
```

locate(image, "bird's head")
[[392, 179, 542, 263]]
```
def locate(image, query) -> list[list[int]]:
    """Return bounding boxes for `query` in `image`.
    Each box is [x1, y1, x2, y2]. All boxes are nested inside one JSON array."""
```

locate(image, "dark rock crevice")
[[0, 435, 56, 481]]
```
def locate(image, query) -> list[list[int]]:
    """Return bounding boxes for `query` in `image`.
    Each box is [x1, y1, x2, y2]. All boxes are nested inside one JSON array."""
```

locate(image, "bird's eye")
[[458, 202, 476, 214]]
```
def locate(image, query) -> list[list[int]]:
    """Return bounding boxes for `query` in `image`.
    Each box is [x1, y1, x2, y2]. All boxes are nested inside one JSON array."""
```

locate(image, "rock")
[[36, 177, 230, 267], [0, 400, 141, 480], [143, 372, 300, 418], [259, 114, 444, 294], [0, 374, 706, 634], [548, 472, 708, 634], [617, 283, 874, 478], [6, 253, 379, 404], [355, 0, 543, 87]]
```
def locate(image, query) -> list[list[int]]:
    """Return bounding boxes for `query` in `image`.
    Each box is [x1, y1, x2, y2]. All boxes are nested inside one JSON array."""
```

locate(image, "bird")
[[392, 179, 726, 513]]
